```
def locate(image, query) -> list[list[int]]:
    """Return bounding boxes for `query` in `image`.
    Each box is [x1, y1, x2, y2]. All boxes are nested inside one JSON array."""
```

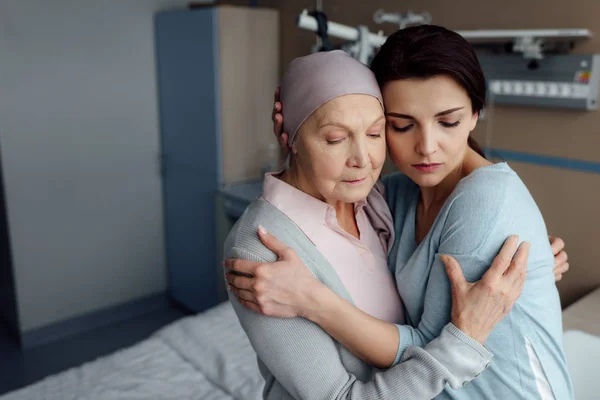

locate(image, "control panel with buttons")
[[477, 54, 600, 110]]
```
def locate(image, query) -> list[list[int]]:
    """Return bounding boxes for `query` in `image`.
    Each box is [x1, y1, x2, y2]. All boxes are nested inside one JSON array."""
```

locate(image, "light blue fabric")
[[383, 163, 573, 400]]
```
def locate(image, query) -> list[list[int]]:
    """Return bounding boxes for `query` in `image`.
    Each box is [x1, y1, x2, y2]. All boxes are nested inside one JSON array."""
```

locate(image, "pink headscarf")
[[279, 50, 395, 254], [280, 50, 384, 147]]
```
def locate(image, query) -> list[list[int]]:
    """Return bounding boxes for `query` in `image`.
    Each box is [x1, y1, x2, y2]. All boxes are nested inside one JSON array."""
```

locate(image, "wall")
[[0, 0, 196, 332], [265, 0, 600, 307]]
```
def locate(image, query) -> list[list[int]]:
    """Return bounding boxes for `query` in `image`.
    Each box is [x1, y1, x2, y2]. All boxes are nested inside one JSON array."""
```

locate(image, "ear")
[[469, 111, 480, 131]]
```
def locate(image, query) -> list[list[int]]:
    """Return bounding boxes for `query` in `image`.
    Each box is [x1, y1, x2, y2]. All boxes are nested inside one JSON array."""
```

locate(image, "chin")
[[339, 186, 373, 203], [403, 171, 444, 188]]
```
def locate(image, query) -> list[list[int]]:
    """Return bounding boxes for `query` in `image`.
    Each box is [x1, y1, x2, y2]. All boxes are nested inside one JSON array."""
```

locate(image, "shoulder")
[[448, 163, 519, 213], [440, 164, 521, 253], [224, 199, 295, 263]]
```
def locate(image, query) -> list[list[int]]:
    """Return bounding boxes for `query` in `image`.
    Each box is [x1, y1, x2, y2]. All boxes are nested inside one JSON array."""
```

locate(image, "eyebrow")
[[318, 115, 385, 130], [385, 107, 465, 120]]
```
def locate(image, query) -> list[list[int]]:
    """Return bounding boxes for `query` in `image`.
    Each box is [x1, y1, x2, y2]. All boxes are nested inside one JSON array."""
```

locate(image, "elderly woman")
[[224, 50, 530, 400]]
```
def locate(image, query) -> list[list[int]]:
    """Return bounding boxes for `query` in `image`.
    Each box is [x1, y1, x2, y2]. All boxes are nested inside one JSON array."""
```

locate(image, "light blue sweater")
[[225, 199, 495, 399], [383, 163, 573, 399]]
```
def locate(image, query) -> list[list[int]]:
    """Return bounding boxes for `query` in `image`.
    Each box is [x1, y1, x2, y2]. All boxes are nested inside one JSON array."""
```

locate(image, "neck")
[[419, 167, 463, 212], [280, 167, 327, 203], [280, 167, 357, 236], [280, 165, 338, 207]]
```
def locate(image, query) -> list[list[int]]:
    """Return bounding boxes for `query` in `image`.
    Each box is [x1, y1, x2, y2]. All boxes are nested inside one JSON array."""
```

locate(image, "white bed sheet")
[[1, 302, 264, 400]]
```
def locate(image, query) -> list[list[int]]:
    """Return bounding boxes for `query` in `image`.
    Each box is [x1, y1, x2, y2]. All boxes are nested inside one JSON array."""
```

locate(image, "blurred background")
[[0, 0, 599, 398]]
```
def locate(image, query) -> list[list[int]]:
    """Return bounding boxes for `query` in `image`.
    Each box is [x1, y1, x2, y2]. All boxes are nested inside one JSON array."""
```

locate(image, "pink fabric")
[[280, 50, 384, 147], [261, 173, 404, 324]]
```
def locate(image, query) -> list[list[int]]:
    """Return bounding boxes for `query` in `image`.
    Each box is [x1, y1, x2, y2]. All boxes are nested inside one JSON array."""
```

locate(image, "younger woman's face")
[[382, 75, 479, 187]]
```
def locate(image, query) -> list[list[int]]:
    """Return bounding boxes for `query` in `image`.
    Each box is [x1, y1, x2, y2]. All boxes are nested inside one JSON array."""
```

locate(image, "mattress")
[[7, 288, 599, 399], [563, 330, 600, 400], [0, 302, 264, 400]]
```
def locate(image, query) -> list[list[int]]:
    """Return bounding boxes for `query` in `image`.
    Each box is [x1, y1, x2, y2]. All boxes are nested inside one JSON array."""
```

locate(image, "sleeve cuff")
[[445, 323, 493, 360], [409, 323, 493, 388], [391, 324, 416, 367], [390, 324, 403, 367]]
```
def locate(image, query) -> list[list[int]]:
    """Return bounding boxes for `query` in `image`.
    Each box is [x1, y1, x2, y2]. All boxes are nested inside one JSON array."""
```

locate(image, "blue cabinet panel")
[[155, 9, 221, 312]]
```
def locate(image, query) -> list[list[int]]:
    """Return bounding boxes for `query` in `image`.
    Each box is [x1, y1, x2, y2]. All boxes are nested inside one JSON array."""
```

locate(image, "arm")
[[306, 283, 402, 368], [226, 244, 494, 400], [393, 179, 527, 359], [295, 240, 528, 367], [226, 227, 526, 369]]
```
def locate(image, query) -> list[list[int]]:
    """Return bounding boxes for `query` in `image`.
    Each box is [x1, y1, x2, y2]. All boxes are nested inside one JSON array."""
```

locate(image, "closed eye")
[[440, 120, 461, 128], [326, 138, 344, 145], [391, 124, 413, 133]]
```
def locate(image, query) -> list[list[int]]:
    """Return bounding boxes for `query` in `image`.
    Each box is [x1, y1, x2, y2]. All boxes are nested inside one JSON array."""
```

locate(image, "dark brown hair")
[[370, 25, 487, 158]]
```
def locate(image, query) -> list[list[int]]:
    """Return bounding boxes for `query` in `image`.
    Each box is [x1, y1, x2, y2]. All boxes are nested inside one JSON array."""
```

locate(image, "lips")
[[343, 177, 367, 184], [412, 163, 442, 173]]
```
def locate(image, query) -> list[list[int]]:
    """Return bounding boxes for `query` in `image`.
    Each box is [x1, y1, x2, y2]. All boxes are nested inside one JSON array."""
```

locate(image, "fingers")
[[487, 235, 519, 281], [239, 298, 262, 314], [554, 261, 570, 274], [441, 254, 467, 293], [279, 132, 289, 149], [271, 87, 286, 145], [272, 86, 284, 137], [498, 244, 527, 315], [223, 258, 260, 276], [272, 109, 288, 150], [274, 113, 284, 136], [257, 225, 294, 260], [553, 248, 569, 282], [272, 102, 282, 123], [225, 272, 254, 290], [554, 262, 570, 279], [505, 241, 529, 288], [230, 286, 256, 302], [549, 236, 565, 256], [554, 250, 568, 267]]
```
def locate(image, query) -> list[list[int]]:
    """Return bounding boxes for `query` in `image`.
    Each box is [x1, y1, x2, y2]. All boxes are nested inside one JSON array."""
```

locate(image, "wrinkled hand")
[[441, 236, 529, 345], [223, 225, 320, 318], [271, 87, 289, 151], [550, 236, 569, 281]]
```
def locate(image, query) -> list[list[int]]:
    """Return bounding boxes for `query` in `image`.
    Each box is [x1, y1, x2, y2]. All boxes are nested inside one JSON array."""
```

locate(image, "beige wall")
[[225, 0, 600, 307], [218, 6, 280, 183]]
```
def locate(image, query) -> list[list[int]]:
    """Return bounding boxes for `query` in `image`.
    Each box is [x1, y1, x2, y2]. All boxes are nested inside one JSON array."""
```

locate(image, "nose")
[[347, 137, 369, 168], [416, 127, 437, 157]]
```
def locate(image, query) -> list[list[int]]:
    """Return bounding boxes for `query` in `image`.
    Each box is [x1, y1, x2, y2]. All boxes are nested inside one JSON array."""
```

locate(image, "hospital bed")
[[561, 288, 600, 400], [0, 302, 264, 400], [1, 290, 598, 399]]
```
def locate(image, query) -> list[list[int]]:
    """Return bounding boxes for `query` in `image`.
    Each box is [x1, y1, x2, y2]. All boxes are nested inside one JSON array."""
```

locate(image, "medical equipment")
[[373, 9, 431, 30], [481, 54, 600, 110], [297, 9, 591, 61], [296, 9, 599, 110]]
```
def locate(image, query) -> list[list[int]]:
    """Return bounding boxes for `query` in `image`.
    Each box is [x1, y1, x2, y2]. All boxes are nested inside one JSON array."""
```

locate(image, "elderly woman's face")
[[292, 94, 386, 204]]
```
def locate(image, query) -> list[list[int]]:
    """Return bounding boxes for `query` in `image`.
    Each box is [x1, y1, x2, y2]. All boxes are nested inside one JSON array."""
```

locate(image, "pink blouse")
[[262, 173, 404, 324]]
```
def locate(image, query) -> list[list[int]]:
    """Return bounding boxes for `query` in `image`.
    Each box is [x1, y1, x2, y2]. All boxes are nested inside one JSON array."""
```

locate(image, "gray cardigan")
[[224, 199, 493, 399]]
